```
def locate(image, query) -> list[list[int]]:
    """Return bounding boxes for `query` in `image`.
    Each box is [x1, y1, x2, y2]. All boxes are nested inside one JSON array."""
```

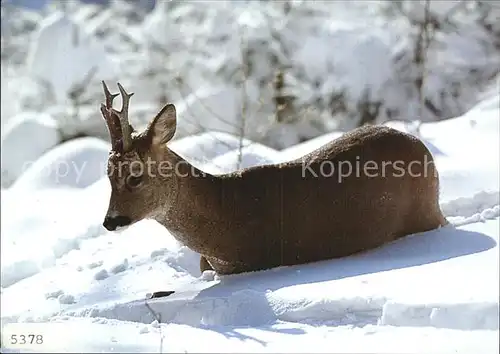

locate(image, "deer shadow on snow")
[[208, 224, 496, 293], [146, 223, 496, 344]]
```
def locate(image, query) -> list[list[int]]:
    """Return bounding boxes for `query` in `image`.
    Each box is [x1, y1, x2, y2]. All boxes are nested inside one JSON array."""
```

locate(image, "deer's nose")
[[103, 215, 132, 231]]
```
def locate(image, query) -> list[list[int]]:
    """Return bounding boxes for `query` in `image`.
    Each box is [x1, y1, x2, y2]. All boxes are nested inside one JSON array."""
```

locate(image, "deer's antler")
[[100, 81, 134, 152], [100, 81, 122, 152], [112, 82, 134, 152]]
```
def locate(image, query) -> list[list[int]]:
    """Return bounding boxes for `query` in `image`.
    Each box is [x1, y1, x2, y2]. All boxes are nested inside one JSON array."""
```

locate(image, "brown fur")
[[101, 83, 447, 276]]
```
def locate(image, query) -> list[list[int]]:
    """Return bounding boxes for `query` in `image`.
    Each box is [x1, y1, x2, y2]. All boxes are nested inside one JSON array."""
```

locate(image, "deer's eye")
[[126, 174, 143, 188]]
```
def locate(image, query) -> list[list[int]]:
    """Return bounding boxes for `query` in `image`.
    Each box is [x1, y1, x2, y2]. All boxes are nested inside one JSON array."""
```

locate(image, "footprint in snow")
[[150, 248, 168, 259], [94, 269, 109, 280], [58, 294, 76, 304], [45, 289, 64, 299], [110, 258, 129, 274], [87, 260, 103, 269]]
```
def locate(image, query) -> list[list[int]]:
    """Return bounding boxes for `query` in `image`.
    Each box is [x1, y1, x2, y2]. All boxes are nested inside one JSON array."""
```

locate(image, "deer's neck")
[[153, 149, 222, 253]]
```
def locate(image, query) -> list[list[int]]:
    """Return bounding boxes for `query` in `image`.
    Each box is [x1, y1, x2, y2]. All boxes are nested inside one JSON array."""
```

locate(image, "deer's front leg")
[[200, 255, 214, 273], [147, 256, 214, 299]]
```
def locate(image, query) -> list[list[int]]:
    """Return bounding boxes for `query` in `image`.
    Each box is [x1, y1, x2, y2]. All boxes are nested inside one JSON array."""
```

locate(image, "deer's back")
[[188, 126, 444, 273]]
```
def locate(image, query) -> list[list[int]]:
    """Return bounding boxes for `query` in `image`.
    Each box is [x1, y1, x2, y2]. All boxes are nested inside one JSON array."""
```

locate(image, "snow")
[[3, 1, 499, 148], [27, 12, 117, 103], [1, 92, 499, 353], [11, 136, 110, 191], [203, 144, 281, 174], [1, 1, 500, 352], [1, 112, 61, 188], [174, 82, 274, 142]]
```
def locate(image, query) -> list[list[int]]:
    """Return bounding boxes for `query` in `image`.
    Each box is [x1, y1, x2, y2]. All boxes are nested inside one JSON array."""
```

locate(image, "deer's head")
[[100, 81, 178, 231]]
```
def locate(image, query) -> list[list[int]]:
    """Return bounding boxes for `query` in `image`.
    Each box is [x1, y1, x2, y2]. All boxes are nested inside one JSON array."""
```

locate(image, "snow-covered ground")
[[1, 91, 499, 353]]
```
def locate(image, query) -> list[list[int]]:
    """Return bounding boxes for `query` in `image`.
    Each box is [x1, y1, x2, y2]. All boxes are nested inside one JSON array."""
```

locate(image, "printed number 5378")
[[10, 334, 44, 345]]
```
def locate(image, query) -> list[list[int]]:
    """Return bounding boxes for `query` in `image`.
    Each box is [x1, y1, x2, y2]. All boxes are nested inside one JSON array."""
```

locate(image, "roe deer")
[[100, 82, 447, 296]]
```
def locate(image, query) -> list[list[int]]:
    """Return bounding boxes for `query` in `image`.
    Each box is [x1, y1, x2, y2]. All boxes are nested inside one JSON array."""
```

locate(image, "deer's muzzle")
[[103, 215, 132, 231]]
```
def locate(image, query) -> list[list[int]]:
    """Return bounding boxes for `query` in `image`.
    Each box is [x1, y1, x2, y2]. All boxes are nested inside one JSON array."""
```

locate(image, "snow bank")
[[1, 112, 61, 188], [169, 131, 258, 166], [12, 137, 110, 191], [203, 143, 280, 174], [0, 186, 107, 289]]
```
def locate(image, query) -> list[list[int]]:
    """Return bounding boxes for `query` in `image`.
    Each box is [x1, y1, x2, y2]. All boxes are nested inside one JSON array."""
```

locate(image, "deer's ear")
[[148, 103, 177, 146]]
